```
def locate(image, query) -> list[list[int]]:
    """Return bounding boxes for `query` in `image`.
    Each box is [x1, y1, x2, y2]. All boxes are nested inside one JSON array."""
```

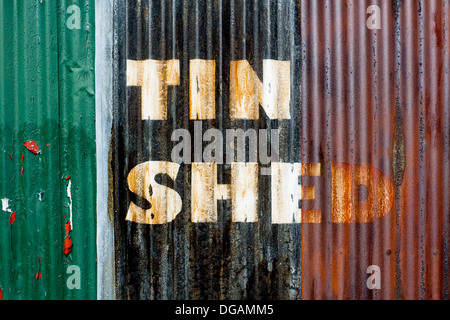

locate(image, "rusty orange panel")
[[299, 0, 449, 300]]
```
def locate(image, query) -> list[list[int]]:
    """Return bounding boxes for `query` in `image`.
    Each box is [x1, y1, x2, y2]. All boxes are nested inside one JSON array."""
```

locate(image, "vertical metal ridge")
[[96, 0, 115, 300], [443, 0, 450, 301]]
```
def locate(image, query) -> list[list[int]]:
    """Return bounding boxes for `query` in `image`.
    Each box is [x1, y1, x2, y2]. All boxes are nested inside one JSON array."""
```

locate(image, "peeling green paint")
[[0, 0, 96, 300]]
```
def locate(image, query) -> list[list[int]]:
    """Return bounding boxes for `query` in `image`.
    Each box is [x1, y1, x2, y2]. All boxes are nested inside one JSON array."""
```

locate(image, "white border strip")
[[95, 0, 115, 300]]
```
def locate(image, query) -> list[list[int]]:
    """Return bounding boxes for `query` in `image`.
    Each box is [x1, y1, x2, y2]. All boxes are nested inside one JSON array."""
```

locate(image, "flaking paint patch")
[[64, 236, 73, 256], [36, 256, 42, 280], [67, 180, 73, 231], [9, 212, 16, 225], [65, 221, 72, 235], [24, 140, 41, 155], [1, 198, 12, 213]]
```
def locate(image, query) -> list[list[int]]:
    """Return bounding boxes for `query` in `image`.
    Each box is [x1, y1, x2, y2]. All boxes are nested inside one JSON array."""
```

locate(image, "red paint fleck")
[[65, 176, 71, 180], [9, 212, 16, 225], [36, 270, 42, 280], [38, 256, 41, 263], [24, 140, 41, 155], [65, 221, 72, 235], [0, 288, 3, 300], [20, 165, 23, 176], [9, 153, 12, 160], [20, 154, 24, 163], [20, 184, 23, 188], [64, 236, 73, 256], [46, 144, 50, 147]]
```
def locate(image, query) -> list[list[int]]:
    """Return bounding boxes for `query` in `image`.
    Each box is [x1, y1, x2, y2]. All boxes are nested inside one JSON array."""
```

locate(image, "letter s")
[[126, 161, 182, 224]]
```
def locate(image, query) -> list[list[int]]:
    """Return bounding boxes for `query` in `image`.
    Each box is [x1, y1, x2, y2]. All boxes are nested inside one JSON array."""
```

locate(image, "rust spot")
[[64, 236, 73, 256], [0, 288, 3, 300], [393, 128, 405, 186], [9, 212, 16, 225], [24, 140, 41, 155]]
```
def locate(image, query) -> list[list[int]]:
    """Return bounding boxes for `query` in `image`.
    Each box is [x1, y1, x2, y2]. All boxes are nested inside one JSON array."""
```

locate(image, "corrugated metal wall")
[[1, 0, 448, 301], [106, 0, 450, 300], [0, 0, 96, 299]]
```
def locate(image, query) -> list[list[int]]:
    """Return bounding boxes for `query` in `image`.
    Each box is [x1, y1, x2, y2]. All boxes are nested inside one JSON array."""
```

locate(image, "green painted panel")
[[0, 0, 96, 300]]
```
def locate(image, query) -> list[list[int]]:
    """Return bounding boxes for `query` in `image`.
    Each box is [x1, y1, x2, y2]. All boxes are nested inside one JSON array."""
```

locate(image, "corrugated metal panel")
[[299, 0, 449, 300], [104, 0, 449, 300], [0, 0, 96, 299], [109, 0, 302, 300]]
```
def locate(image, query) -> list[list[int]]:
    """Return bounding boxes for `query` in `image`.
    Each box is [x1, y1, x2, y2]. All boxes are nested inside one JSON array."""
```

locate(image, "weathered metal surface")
[[0, 0, 96, 299], [104, 0, 449, 300], [300, 0, 449, 300], [108, 0, 299, 300]]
